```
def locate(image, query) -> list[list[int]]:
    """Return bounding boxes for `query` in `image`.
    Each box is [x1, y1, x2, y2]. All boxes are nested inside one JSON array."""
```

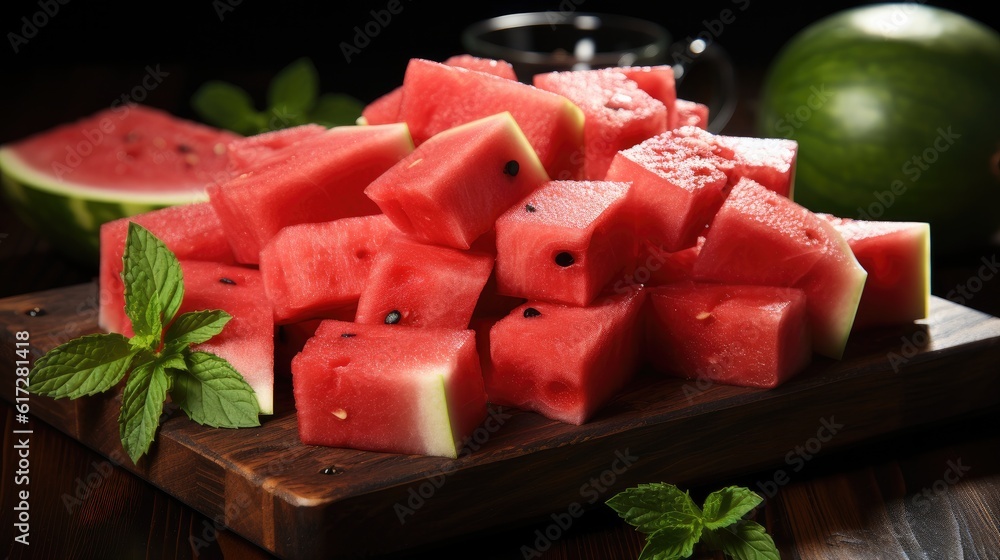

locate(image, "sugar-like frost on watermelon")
[[98, 202, 236, 335], [693, 178, 867, 359], [617, 66, 677, 131], [291, 320, 488, 458], [259, 214, 396, 324], [365, 112, 549, 250], [208, 123, 413, 264], [486, 290, 645, 425], [645, 283, 812, 388], [673, 99, 709, 129]]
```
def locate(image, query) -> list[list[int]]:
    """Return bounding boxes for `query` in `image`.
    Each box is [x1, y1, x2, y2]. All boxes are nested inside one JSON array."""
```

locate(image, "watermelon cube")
[[259, 214, 396, 324], [820, 214, 931, 329], [208, 123, 413, 264], [486, 290, 646, 425], [672, 125, 798, 198], [354, 235, 494, 329], [617, 65, 678, 131], [495, 180, 635, 307], [365, 112, 549, 250], [397, 58, 585, 180], [98, 202, 236, 335], [291, 320, 488, 458], [533, 68, 668, 180], [645, 283, 812, 389], [693, 178, 868, 359], [176, 261, 275, 415], [225, 123, 327, 172], [673, 99, 710, 129]]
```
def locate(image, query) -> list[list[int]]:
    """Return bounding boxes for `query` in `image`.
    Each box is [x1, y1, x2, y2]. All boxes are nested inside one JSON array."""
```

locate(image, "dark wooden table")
[[2, 72, 1000, 559]]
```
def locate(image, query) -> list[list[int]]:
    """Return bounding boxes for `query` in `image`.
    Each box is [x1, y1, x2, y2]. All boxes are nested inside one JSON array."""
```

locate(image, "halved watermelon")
[[0, 104, 238, 262], [693, 178, 868, 359], [291, 320, 487, 458]]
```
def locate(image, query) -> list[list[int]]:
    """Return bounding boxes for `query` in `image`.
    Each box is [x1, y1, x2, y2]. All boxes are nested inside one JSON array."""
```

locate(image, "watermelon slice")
[[291, 320, 488, 458], [533, 68, 668, 180], [486, 290, 646, 425], [397, 58, 585, 180], [645, 283, 812, 388], [354, 235, 495, 329], [225, 124, 327, 171], [98, 202, 236, 335], [494, 180, 635, 307], [693, 178, 868, 359], [820, 214, 931, 329], [208, 123, 413, 264], [365, 112, 549, 250], [259, 214, 397, 324], [0, 104, 238, 261]]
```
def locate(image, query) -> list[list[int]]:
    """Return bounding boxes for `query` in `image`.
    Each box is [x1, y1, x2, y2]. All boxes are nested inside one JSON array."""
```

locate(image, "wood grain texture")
[[2, 282, 999, 559]]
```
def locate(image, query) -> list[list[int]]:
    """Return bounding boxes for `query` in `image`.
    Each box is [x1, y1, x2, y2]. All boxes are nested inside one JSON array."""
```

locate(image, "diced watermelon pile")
[[96, 55, 931, 457]]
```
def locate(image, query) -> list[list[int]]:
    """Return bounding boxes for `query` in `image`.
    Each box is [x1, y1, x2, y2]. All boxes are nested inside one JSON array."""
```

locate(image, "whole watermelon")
[[757, 4, 1000, 256]]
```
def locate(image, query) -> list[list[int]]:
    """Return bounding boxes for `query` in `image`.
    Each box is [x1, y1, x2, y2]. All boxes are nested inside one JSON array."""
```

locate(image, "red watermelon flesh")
[[291, 320, 487, 458], [365, 112, 549, 250], [9, 104, 238, 194], [617, 66, 677, 131], [673, 99, 709, 130], [533, 68, 668, 180], [693, 178, 867, 359], [274, 318, 324, 377], [208, 123, 413, 264], [98, 202, 236, 335], [819, 214, 930, 329], [226, 124, 327, 172], [397, 58, 585, 180], [672, 125, 798, 198], [259, 214, 396, 324], [614, 237, 703, 292], [494, 180, 635, 307], [176, 261, 275, 415], [486, 290, 645, 425], [354, 235, 495, 329], [361, 55, 518, 126], [646, 283, 812, 389]]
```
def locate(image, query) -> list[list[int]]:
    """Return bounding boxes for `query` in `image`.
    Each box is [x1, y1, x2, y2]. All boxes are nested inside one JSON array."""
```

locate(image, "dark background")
[[1, 0, 997, 144]]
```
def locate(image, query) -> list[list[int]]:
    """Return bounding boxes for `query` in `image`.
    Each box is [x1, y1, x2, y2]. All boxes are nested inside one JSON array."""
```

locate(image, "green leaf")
[[713, 521, 780, 560], [639, 523, 703, 560], [308, 93, 363, 127], [122, 222, 184, 342], [28, 333, 136, 398], [702, 486, 764, 530], [267, 57, 318, 121], [191, 80, 261, 135], [118, 358, 170, 463], [172, 351, 260, 428], [606, 483, 703, 534], [164, 310, 232, 348]]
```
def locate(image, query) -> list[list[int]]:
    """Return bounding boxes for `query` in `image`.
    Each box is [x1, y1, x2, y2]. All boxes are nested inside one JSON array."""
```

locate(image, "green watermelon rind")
[[0, 146, 208, 263]]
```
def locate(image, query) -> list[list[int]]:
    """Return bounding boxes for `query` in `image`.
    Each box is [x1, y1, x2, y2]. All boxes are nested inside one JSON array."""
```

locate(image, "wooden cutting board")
[[2, 281, 999, 559]]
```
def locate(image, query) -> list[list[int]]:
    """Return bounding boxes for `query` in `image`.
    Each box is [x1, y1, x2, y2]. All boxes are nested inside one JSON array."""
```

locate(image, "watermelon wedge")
[[225, 124, 327, 171], [0, 104, 238, 261]]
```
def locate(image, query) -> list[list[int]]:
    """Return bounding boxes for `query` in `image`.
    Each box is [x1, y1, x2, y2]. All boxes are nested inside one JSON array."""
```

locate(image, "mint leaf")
[[165, 310, 232, 348], [606, 483, 703, 534], [308, 93, 363, 127], [267, 57, 318, 120], [192, 80, 261, 135], [702, 486, 764, 530], [28, 333, 136, 398], [172, 351, 260, 428], [123, 222, 184, 341], [713, 520, 780, 560], [119, 358, 170, 463], [640, 523, 703, 560]]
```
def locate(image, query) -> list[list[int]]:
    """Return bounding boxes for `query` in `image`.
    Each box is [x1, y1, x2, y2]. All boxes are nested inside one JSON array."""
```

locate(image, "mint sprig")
[[191, 57, 363, 135], [29, 223, 260, 463], [607, 483, 779, 560]]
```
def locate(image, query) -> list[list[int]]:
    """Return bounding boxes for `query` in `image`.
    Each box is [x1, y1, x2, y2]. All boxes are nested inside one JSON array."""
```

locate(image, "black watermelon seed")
[[525, 203, 536, 213], [24, 307, 46, 317], [320, 466, 344, 475], [384, 310, 402, 325], [177, 143, 193, 153], [555, 252, 575, 267], [523, 307, 542, 318], [219, 277, 237, 285], [503, 160, 519, 176], [341, 333, 357, 338]]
